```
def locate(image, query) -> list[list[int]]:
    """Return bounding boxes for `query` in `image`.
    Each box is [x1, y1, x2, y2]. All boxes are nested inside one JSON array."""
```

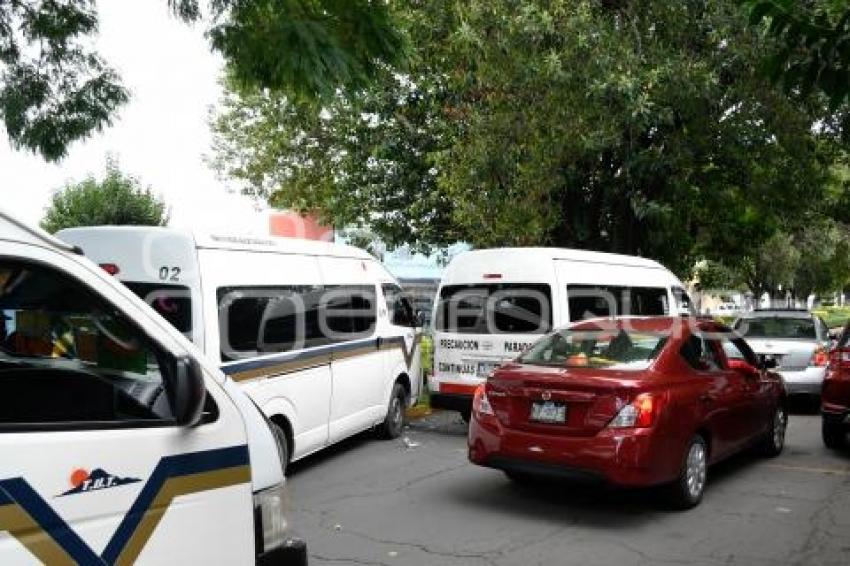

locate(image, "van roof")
[[450, 247, 665, 269], [57, 225, 374, 260], [0, 208, 81, 253]]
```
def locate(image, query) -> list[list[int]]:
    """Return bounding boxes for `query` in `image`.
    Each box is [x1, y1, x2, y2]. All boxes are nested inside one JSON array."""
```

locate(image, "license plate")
[[477, 361, 499, 378], [530, 401, 567, 424]]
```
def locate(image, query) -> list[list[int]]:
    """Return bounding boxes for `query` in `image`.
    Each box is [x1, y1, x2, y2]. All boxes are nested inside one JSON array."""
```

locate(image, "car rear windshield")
[[435, 283, 552, 335], [124, 282, 192, 335], [734, 317, 816, 340], [519, 328, 669, 370]]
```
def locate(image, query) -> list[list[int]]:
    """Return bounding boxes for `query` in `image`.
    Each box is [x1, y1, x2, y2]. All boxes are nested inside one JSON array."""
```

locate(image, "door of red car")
[[720, 336, 772, 440], [680, 335, 755, 459]]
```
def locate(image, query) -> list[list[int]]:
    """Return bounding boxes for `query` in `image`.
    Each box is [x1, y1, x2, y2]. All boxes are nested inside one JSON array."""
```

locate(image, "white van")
[[0, 212, 305, 564], [431, 247, 692, 418], [58, 227, 423, 467]]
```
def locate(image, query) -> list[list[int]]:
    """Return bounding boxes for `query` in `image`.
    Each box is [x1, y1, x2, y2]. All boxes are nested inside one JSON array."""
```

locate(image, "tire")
[[377, 383, 408, 439], [823, 419, 846, 450], [270, 421, 290, 474], [759, 404, 787, 458], [666, 435, 708, 510], [504, 471, 536, 485]]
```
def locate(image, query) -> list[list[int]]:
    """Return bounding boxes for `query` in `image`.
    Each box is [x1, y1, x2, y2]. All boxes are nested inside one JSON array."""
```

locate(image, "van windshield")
[[435, 284, 552, 335], [124, 282, 192, 335], [520, 328, 669, 370]]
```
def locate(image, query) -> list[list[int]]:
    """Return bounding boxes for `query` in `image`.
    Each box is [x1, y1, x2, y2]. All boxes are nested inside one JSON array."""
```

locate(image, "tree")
[[41, 159, 169, 233], [211, 0, 838, 275], [744, 0, 850, 107], [1, 0, 405, 161]]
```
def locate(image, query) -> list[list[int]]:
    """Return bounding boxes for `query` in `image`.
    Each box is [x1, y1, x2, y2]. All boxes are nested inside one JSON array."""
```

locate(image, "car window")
[[0, 261, 175, 428], [566, 285, 669, 321], [721, 337, 758, 367], [520, 328, 669, 371], [680, 334, 723, 371], [735, 316, 816, 340], [382, 284, 416, 327], [435, 283, 552, 334]]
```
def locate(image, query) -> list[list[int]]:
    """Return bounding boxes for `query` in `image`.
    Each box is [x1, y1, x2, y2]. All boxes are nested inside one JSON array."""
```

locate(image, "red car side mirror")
[[728, 358, 758, 377]]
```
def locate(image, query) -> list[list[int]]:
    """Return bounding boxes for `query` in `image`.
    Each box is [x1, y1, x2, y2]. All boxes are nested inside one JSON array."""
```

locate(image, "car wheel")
[[504, 471, 536, 485], [759, 404, 787, 457], [270, 421, 290, 474], [667, 435, 707, 510], [822, 420, 846, 450], [377, 383, 407, 440]]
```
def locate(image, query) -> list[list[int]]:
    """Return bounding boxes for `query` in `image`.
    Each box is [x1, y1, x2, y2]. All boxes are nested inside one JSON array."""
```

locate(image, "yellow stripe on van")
[[0, 503, 76, 565]]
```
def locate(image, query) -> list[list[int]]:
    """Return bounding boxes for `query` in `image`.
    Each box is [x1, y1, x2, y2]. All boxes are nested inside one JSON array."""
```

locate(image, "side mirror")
[[757, 356, 778, 371], [728, 358, 758, 377], [165, 356, 206, 425]]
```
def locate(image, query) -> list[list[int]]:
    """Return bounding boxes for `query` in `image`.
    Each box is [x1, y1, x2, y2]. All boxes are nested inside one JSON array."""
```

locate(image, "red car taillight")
[[827, 348, 850, 381], [608, 393, 663, 428], [472, 384, 494, 418], [811, 346, 829, 367]]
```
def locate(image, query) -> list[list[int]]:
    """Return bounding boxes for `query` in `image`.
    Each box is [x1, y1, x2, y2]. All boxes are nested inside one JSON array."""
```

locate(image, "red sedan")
[[468, 317, 787, 508], [823, 323, 850, 449]]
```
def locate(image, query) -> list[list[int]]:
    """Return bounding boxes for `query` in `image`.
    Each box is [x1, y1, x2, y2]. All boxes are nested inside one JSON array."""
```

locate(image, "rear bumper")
[[468, 415, 675, 487], [778, 367, 825, 395], [430, 392, 473, 413]]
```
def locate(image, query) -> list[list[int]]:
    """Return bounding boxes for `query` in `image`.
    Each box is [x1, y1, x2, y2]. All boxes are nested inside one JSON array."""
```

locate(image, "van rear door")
[[0, 243, 255, 564]]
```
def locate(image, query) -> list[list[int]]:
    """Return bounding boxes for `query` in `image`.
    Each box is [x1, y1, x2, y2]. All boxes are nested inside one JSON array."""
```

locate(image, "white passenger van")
[[431, 247, 692, 419], [0, 211, 305, 564], [58, 227, 423, 467]]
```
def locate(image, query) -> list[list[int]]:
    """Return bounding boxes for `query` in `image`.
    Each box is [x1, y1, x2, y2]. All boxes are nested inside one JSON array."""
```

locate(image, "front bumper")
[[777, 366, 825, 396], [467, 415, 675, 487], [257, 537, 308, 566]]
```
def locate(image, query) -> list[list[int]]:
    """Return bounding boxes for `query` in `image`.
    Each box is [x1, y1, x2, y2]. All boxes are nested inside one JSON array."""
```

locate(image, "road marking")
[[764, 463, 850, 476]]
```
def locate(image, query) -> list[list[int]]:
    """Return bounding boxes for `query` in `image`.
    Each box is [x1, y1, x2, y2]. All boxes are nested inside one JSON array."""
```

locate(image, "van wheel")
[[377, 383, 407, 440], [666, 435, 707, 510], [759, 405, 787, 457], [270, 422, 290, 473], [823, 420, 846, 450]]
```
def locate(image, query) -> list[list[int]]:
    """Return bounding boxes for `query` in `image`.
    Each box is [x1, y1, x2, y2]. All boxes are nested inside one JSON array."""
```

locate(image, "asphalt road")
[[285, 406, 850, 566]]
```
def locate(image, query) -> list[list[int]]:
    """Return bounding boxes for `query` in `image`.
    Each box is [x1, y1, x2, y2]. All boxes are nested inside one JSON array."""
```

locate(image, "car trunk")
[[486, 364, 648, 437], [744, 338, 817, 371]]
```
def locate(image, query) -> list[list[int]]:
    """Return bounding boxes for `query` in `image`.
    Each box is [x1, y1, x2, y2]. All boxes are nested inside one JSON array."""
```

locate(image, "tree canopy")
[[41, 159, 169, 233], [211, 0, 847, 279], [0, 0, 405, 161]]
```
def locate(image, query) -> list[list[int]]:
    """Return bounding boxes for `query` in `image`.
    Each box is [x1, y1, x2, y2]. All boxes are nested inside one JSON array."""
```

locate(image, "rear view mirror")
[[165, 356, 206, 425]]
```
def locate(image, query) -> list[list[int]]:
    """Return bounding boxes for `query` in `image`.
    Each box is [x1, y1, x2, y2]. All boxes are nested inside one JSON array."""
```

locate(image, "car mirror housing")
[[165, 356, 206, 426], [757, 356, 778, 371], [728, 358, 758, 376]]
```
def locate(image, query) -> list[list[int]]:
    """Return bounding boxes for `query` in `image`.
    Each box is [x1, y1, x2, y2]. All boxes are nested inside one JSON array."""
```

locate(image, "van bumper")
[[258, 537, 308, 566], [430, 392, 473, 413]]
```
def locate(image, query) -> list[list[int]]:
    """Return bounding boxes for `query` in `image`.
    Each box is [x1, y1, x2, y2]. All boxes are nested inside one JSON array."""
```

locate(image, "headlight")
[[253, 482, 288, 554]]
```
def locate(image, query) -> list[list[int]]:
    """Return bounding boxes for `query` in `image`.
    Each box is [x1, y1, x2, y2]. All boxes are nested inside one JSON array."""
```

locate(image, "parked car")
[[432, 247, 693, 421], [823, 323, 850, 449], [467, 317, 787, 508], [732, 309, 831, 397], [0, 210, 306, 564], [58, 226, 423, 469]]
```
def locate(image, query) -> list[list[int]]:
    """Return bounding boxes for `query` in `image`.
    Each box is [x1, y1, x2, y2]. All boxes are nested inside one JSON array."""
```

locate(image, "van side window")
[[217, 285, 376, 361], [567, 285, 669, 321], [0, 261, 176, 428], [382, 284, 416, 327]]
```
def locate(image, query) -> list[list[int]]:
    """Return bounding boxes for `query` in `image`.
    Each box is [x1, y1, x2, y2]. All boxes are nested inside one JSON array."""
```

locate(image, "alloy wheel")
[[686, 441, 707, 500]]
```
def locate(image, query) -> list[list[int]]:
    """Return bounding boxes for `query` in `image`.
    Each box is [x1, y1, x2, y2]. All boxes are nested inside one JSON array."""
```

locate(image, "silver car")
[[733, 309, 831, 397]]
